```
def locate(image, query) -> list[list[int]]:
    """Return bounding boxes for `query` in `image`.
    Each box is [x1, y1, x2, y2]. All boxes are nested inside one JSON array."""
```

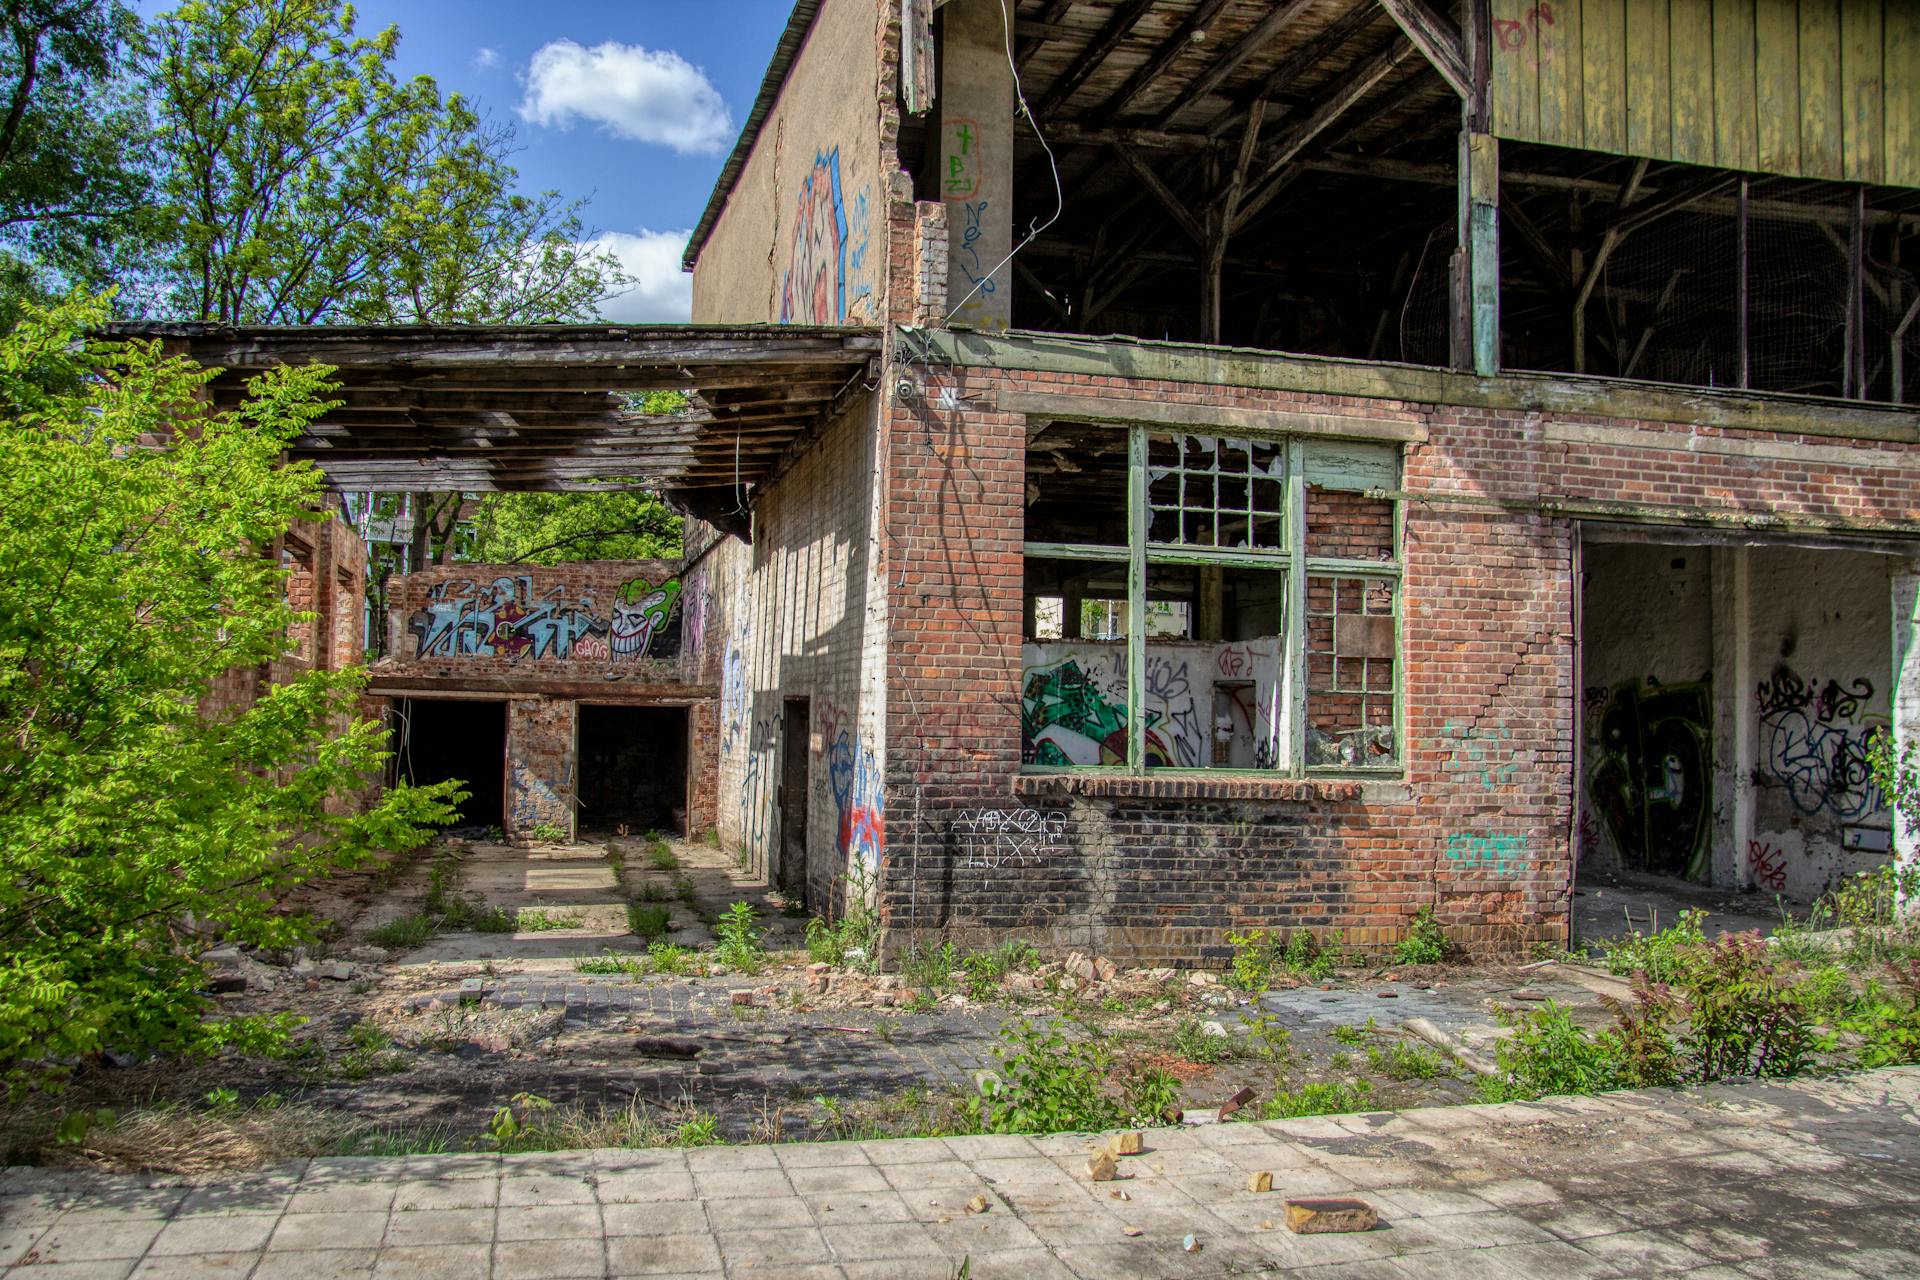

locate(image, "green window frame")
[[1022, 426, 1403, 778]]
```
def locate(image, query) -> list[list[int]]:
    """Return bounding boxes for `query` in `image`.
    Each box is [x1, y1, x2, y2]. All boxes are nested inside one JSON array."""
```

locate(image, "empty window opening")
[[395, 698, 506, 830], [577, 705, 688, 837]]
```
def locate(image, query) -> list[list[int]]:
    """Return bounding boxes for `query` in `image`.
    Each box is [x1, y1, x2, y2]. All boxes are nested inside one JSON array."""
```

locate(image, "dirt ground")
[[5, 836, 1737, 1170]]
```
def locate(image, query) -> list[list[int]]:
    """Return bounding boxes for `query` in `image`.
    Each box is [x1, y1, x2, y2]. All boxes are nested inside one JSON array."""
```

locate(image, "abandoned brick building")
[[141, 0, 1920, 961]]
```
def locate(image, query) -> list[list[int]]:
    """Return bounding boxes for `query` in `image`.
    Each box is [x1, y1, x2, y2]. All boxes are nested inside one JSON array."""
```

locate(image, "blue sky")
[[136, 0, 798, 320]]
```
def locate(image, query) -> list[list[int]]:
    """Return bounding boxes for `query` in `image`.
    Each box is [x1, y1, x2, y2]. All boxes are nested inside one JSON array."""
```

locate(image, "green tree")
[[468, 490, 683, 566], [145, 0, 626, 325], [0, 2, 154, 320], [0, 295, 460, 1089]]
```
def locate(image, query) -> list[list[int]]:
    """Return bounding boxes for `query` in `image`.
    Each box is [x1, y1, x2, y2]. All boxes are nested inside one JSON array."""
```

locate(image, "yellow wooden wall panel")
[[1539, 0, 1587, 148], [1584, 0, 1630, 152], [1797, 0, 1844, 178], [1489, 0, 1916, 189], [1668, 0, 1719, 164], [1490, 0, 1544, 142], [1888, 1, 1920, 186], [1753, 0, 1802, 174], [1712, 0, 1759, 169], [1840, 0, 1884, 182], [1625, 0, 1674, 159]]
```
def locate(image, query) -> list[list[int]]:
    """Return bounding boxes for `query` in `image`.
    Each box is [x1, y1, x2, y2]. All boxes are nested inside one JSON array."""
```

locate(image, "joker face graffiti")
[[608, 577, 681, 660]]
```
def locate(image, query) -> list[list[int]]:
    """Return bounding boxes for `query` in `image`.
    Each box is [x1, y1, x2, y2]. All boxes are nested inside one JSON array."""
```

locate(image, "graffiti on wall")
[[778, 148, 872, 325], [1021, 643, 1282, 769], [951, 808, 1067, 869], [410, 575, 680, 663], [1747, 838, 1789, 894], [1586, 682, 1712, 881], [827, 727, 883, 867], [1445, 832, 1527, 876], [721, 637, 749, 748], [1021, 655, 1179, 767], [1756, 669, 1884, 819]]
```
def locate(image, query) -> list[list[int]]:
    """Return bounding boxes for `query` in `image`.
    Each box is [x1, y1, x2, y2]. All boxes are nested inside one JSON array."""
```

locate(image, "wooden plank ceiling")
[[105, 324, 881, 523]]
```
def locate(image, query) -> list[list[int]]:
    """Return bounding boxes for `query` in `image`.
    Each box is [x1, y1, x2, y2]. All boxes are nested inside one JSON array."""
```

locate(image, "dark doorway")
[[396, 698, 506, 829], [777, 699, 810, 900], [577, 705, 688, 836]]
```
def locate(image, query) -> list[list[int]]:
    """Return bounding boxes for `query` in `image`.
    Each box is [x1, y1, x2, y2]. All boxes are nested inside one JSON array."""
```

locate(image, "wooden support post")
[[1453, 0, 1497, 376], [1737, 177, 1750, 390], [1843, 182, 1858, 397]]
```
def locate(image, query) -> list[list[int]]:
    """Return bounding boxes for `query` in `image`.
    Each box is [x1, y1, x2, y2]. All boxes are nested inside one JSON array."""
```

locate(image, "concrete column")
[[1709, 546, 1753, 888], [1894, 570, 1919, 914], [939, 0, 1014, 329]]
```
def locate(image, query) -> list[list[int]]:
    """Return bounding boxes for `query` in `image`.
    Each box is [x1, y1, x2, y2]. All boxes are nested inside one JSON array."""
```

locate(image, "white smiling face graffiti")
[[607, 578, 681, 660]]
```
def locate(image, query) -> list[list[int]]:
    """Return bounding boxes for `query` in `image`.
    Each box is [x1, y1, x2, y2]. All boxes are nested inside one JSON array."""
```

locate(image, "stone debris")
[[1284, 1197, 1379, 1234], [1086, 1151, 1118, 1182], [965, 1194, 990, 1215], [1122, 1226, 1143, 1237], [1188, 970, 1218, 987], [1106, 1131, 1143, 1157], [1246, 1171, 1273, 1193], [729, 990, 755, 1007]]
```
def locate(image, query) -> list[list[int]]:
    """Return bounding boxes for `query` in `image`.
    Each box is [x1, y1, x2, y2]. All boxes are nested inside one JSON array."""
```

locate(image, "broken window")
[[1023, 424, 1401, 775]]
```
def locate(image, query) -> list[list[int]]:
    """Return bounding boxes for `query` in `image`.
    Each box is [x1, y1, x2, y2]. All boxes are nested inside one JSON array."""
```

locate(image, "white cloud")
[[519, 40, 732, 155], [473, 47, 502, 70], [590, 229, 693, 323]]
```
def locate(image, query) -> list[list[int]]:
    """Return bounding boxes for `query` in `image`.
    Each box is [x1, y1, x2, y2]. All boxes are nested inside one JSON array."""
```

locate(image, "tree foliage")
[[0, 296, 459, 1089], [468, 490, 683, 566], [144, 0, 626, 325], [0, 2, 153, 318]]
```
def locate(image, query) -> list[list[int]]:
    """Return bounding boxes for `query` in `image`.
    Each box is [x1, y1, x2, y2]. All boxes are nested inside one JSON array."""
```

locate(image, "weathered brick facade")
[[372, 559, 716, 842], [680, 0, 1920, 962]]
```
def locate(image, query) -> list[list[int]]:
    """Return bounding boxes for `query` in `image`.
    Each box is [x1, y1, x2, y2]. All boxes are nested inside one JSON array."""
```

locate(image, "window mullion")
[[1127, 426, 1147, 773], [1286, 438, 1308, 778]]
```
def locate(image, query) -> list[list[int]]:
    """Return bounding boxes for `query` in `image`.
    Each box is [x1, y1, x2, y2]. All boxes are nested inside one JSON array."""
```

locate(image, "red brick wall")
[[875, 365, 1920, 962]]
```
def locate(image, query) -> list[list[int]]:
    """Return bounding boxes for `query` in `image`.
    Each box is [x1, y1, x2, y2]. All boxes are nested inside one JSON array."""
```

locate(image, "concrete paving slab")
[[8, 1068, 1920, 1277]]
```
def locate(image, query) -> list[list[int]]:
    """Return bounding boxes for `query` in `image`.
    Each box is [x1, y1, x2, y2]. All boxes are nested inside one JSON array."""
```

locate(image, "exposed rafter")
[[1375, 0, 1468, 98], [1086, 0, 1237, 122], [1147, 0, 1319, 127], [1036, 0, 1158, 116]]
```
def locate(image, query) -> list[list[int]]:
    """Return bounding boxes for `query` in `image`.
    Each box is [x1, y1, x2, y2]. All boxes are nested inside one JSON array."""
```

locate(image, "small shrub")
[[1392, 907, 1450, 966], [1681, 933, 1818, 1080], [674, 875, 699, 906], [367, 914, 437, 949], [966, 1021, 1119, 1134], [1259, 1080, 1373, 1120], [804, 870, 882, 971], [484, 1092, 553, 1148], [648, 841, 680, 872], [715, 902, 766, 974], [672, 1114, 721, 1147], [1836, 965, 1920, 1068], [1369, 1042, 1444, 1081], [638, 880, 673, 903], [1477, 1002, 1628, 1102], [437, 896, 515, 934], [528, 822, 568, 843], [1169, 1017, 1229, 1065], [1242, 1011, 1295, 1064], [646, 941, 693, 976], [1330, 1017, 1376, 1047], [959, 940, 1039, 998], [1284, 929, 1342, 981], [1119, 1064, 1182, 1127], [627, 903, 671, 940], [901, 940, 958, 992], [1595, 908, 1707, 984], [1226, 929, 1277, 991]]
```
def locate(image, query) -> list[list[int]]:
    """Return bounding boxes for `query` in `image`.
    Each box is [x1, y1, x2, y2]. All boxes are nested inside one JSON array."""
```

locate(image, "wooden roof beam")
[[1374, 0, 1467, 98], [1233, 36, 1417, 233], [1035, 0, 1157, 117], [1148, 0, 1319, 127], [1087, 0, 1236, 122]]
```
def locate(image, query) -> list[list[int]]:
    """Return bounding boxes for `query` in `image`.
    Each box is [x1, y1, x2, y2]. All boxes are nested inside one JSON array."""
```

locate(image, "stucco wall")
[[691, 0, 888, 325]]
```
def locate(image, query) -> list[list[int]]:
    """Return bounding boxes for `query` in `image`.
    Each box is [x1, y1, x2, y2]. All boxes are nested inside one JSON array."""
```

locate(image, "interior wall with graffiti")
[[1580, 543, 1897, 898], [391, 563, 685, 667], [1021, 641, 1283, 770], [777, 147, 876, 326]]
